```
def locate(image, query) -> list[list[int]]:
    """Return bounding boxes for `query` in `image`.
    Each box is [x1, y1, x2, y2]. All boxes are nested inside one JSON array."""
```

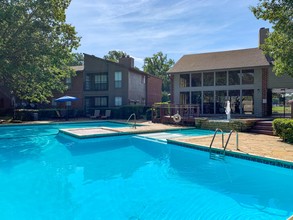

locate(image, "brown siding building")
[[57, 54, 162, 115]]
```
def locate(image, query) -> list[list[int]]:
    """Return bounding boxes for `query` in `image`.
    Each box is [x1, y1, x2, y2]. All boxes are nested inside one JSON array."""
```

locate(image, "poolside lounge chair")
[[90, 110, 100, 119], [55, 110, 66, 119], [101, 110, 111, 119]]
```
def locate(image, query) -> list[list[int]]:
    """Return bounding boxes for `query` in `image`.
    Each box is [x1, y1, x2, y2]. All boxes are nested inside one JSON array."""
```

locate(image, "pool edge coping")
[[167, 139, 293, 169]]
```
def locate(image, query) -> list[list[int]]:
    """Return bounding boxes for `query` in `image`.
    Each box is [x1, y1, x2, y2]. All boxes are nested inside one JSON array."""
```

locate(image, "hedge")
[[273, 118, 293, 143]]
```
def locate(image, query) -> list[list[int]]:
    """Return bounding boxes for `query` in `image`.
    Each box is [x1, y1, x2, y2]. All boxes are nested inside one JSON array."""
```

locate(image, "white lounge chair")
[[90, 110, 100, 119], [101, 110, 111, 119]]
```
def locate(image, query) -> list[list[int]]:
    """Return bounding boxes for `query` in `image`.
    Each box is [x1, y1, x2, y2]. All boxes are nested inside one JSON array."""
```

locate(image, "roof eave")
[[169, 64, 272, 74]]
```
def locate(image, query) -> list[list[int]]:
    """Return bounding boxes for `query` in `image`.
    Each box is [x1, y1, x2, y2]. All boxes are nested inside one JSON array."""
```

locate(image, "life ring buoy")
[[173, 113, 182, 123]]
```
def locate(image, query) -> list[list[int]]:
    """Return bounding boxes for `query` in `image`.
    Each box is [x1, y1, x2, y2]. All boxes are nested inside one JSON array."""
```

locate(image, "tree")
[[68, 53, 84, 66], [251, 0, 293, 77], [104, 50, 128, 63], [0, 0, 80, 103], [143, 52, 175, 94]]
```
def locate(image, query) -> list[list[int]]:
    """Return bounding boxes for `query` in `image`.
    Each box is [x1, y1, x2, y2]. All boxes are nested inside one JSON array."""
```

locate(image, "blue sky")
[[66, 0, 271, 69]]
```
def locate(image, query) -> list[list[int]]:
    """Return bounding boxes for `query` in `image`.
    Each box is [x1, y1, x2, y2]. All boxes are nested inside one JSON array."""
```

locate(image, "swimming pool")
[[0, 124, 292, 219], [138, 128, 215, 141]]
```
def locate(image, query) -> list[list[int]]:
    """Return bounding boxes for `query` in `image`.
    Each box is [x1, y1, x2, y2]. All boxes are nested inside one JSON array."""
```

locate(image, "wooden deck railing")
[[151, 104, 200, 124]]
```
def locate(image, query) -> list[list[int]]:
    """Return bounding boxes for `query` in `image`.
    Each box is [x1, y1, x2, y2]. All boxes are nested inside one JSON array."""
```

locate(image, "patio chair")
[[55, 110, 63, 119], [90, 110, 100, 119], [101, 110, 111, 119]]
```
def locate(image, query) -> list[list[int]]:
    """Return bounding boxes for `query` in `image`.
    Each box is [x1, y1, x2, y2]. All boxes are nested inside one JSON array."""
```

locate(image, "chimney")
[[259, 27, 269, 48], [119, 55, 134, 68]]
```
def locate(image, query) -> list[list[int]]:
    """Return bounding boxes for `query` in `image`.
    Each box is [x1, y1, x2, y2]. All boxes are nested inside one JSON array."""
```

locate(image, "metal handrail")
[[127, 113, 136, 129], [209, 128, 224, 158], [223, 130, 239, 156]]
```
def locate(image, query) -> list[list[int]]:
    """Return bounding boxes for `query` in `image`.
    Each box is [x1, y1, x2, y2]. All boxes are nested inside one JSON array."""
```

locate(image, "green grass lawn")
[[272, 106, 291, 113]]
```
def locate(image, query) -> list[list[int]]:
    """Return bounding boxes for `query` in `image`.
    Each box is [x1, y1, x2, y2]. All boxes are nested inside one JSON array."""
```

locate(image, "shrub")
[[273, 118, 293, 143]]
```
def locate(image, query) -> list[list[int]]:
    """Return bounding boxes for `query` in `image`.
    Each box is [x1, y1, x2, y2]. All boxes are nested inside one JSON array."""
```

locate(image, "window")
[[203, 91, 214, 114], [65, 77, 72, 89], [229, 90, 240, 114], [242, 69, 254, 85], [215, 71, 227, 86], [203, 72, 214, 86], [191, 73, 201, 87], [180, 92, 190, 104], [94, 96, 108, 107], [95, 74, 108, 90], [85, 98, 90, 108], [141, 75, 146, 84], [115, 72, 122, 88], [216, 90, 227, 114], [85, 75, 90, 90], [228, 70, 240, 85], [85, 73, 108, 91], [191, 91, 201, 105], [84, 96, 108, 115], [180, 74, 190, 87], [115, 97, 122, 106], [242, 90, 254, 114]]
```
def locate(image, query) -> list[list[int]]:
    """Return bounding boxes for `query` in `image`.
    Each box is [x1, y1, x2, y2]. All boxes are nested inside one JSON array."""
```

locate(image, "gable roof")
[[169, 48, 271, 73], [83, 53, 162, 80]]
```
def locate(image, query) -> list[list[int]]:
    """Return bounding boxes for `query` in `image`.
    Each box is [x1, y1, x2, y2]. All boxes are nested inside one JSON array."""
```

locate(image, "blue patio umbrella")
[[55, 96, 79, 102], [55, 96, 79, 120]]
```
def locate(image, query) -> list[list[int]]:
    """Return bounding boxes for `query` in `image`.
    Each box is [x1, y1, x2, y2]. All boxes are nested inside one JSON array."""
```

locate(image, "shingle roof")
[[83, 53, 161, 79], [169, 48, 271, 73]]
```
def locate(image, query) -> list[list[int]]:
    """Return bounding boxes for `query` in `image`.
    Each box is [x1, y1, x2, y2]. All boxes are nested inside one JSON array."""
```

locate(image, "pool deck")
[[59, 121, 188, 138], [57, 120, 293, 165]]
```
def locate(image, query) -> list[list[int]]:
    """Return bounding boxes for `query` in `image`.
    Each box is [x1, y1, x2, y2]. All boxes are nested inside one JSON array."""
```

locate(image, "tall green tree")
[[68, 53, 84, 66], [143, 52, 175, 94], [0, 0, 80, 103], [251, 0, 293, 77], [104, 50, 128, 63]]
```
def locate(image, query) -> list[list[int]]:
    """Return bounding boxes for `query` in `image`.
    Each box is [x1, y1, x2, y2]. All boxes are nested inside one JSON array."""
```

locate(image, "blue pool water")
[[138, 128, 215, 140], [0, 121, 128, 139], [0, 124, 293, 219]]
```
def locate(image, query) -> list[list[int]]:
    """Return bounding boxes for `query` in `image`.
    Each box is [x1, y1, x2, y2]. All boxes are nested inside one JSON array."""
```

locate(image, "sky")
[[66, 0, 271, 69]]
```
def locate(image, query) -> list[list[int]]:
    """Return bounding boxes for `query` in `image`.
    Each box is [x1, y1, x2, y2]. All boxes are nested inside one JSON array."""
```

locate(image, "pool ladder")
[[127, 113, 136, 129], [209, 128, 238, 160]]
